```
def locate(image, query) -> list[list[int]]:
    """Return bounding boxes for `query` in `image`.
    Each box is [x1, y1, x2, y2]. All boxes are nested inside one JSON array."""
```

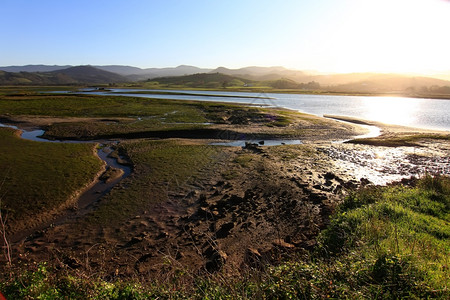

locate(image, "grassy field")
[[0, 127, 103, 233], [1, 87, 447, 298], [88, 139, 224, 225], [0, 91, 341, 141], [1, 175, 448, 299]]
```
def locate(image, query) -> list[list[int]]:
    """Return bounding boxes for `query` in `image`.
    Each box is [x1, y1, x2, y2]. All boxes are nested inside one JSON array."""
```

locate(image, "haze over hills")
[[0, 65, 128, 85], [0, 65, 213, 81], [0, 64, 449, 96]]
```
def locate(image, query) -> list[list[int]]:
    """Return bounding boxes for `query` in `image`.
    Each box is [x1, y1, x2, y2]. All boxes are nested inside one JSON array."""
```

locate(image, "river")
[[74, 89, 450, 132]]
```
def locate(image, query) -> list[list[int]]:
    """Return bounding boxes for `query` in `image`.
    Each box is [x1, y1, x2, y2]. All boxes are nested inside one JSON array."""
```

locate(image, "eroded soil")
[[2, 111, 449, 282], [9, 136, 450, 281]]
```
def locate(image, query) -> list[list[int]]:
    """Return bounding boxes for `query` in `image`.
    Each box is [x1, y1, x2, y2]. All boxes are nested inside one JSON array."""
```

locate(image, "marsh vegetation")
[[0, 87, 448, 299]]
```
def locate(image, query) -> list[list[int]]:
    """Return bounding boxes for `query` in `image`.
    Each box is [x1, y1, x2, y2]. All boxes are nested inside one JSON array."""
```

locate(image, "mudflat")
[[0, 91, 448, 281]]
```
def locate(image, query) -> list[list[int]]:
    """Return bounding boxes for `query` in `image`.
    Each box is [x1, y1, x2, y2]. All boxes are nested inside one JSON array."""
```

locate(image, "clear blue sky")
[[1, 0, 449, 74]]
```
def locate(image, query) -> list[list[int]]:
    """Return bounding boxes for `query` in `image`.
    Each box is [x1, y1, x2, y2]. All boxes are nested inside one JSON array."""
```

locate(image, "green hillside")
[[0, 66, 128, 85]]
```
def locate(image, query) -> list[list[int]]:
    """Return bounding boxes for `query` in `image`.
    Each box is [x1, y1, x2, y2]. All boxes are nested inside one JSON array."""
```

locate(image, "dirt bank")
[[3, 113, 449, 281]]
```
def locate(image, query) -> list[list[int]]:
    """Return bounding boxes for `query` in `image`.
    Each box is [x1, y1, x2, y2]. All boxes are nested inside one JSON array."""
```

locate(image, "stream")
[[0, 123, 132, 242]]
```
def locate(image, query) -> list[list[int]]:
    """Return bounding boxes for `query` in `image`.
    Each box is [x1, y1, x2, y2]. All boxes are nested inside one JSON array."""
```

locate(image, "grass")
[[2, 175, 448, 299], [0, 127, 103, 233], [0, 93, 207, 120], [86, 139, 224, 225], [316, 174, 449, 298], [1, 92, 308, 140]]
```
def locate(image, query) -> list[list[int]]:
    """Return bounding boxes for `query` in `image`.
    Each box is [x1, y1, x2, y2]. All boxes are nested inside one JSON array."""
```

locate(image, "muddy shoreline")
[[2, 114, 449, 280], [0, 123, 133, 243]]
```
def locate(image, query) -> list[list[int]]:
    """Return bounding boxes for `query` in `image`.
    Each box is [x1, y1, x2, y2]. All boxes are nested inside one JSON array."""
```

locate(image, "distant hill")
[[210, 66, 313, 82], [123, 65, 214, 81], [95, 65, 148, 76], [148, 72, 251, 88], [1, 64, 449, 94], [0, 65, 128, 85], [0, 64, 213, 81], [0, 64, 72, 73], [52, 66, 128, 84], [317, 73, 450, 93]]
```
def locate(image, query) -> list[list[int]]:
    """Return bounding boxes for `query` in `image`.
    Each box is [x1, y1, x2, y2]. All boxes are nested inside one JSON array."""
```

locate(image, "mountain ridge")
[[0, 65, 128, 85], [0, 65, 449, 95]]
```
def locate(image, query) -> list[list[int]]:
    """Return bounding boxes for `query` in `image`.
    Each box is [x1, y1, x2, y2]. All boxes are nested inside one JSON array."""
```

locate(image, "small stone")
[[215, 222, 235, 238]]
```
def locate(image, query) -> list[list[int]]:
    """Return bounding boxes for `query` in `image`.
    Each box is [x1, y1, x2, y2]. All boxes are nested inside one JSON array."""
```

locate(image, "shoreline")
[[1, 92, 449, 282], [324, 114, 450, 134]]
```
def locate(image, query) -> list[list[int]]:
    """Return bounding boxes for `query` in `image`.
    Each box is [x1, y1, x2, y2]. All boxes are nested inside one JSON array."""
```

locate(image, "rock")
[[360, 177, 372, 186], [203, 246, 227, 272], [258, 140, 265, 145], [243, 142, 263, 153], [308, 192, 327, 204], [122, 236, 143, 248], [324, 172, 336, 180], [199, 193, 208, 207], [215, 222, 235, 238], [343, 180, 358, 189], [229, 194, 244, 206], [333, 184, 343, 194], [197, 207, 211, 220], [240, 221, 253, 229], [244, 189, 256, 200]]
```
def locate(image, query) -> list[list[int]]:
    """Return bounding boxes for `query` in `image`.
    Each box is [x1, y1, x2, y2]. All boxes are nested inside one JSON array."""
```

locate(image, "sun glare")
[[318, 0, 450, 74], [363, 97, 421, 126]]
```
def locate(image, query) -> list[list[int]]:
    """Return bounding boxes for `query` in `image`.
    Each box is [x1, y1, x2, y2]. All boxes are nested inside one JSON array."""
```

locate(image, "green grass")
[[0, 93, 207, 120], [87, 139, 224, 225], [3, 176, 447, 299], [0, 127, 103, 232], [1, 93, 302, 140], [316, 175, 450, 298]]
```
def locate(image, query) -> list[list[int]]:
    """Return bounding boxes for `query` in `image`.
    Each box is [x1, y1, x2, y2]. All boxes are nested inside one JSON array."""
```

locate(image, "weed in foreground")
[[1, 175, 448, 299]]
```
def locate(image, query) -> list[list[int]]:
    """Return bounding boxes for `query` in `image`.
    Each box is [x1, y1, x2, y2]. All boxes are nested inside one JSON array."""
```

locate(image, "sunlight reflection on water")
[[363, 97, 421, 126], [322, 144, 450, 185]]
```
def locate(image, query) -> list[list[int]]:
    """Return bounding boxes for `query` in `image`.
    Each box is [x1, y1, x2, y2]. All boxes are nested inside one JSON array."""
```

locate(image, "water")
[[76, 89, 450, 131], [0, 123, 131, 207]]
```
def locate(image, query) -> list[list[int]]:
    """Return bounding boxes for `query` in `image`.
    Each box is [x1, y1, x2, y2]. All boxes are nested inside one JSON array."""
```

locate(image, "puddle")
[[320, 144, 450, 185]]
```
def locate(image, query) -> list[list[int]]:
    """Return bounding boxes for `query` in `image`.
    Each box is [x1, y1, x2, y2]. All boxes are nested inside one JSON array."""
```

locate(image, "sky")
[[1, 0, 450, 75]]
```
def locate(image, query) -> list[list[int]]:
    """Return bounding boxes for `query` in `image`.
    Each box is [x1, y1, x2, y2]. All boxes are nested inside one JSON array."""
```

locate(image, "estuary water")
[[79, 89, 450, 131]]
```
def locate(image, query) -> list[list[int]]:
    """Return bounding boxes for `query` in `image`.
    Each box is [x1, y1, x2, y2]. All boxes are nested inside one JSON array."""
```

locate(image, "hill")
[[52, 65, 128, 84], [0, 65, 72, 73], [210, 66, 313, 82], [1, 64, 449, 95], [0, 64, 213, 80], [123, 65, 214, 81], [0, 66, 128, 85], [148, 72, 251, 88], [147, 70, 450, 96]]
